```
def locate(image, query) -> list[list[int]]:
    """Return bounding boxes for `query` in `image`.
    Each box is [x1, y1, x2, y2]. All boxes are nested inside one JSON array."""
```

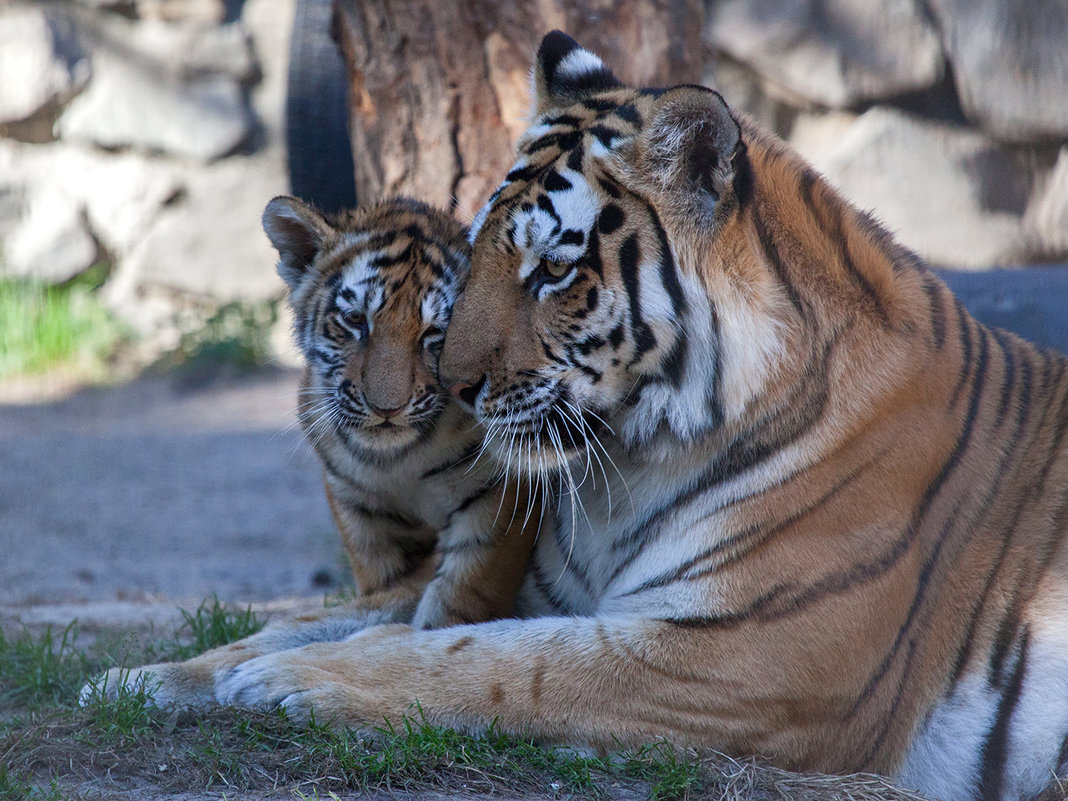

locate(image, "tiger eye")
[[542, 258, 573, 279]]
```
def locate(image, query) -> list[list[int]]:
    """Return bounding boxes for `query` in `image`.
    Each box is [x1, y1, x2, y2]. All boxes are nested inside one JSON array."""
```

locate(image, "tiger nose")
[[447, 375, 487, 409], [368, 402, 406, 419]]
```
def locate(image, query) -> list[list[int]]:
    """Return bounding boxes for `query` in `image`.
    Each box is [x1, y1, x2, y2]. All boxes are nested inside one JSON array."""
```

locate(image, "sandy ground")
[[0, 367, 341, 636]]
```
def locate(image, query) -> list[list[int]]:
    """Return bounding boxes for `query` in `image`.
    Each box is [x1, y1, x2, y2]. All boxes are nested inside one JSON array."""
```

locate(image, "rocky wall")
[[0, 0, 1065, 364]]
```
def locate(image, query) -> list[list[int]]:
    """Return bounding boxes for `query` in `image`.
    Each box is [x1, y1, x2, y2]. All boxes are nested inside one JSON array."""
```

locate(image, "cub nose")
[[448, 375, 487, 409], [368, 402, 406, 419]]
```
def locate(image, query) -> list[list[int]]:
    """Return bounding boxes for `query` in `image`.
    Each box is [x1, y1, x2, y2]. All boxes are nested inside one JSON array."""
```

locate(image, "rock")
[[0, 139, 183, 270], [94, 15, 257, 84], [1025, 148, 1068, 257], [927, 0, 1068, 141], [793, 107, 1031, 268], [134, 0, 226, 25], [56, 49, 253, 161], [241, 0, 295, 149], [0, 184, 97, 284], [0, 5, 90, 127], [704, 0, 944, 108], [114, 152, 288, 309]]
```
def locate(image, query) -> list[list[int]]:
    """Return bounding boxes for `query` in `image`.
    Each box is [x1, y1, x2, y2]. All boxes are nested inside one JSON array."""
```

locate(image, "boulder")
[[704, 0, 944, 108], [0, 5, 90, 127], [792, 108, 1031, 268], [134, 0, 226, 25], [0, 139, 182, 271], [241, 0, 295, 149], [114, 152, 288, 309], [927, 0, 1068, 141], [93, 15, 257, 84], [1025, 148, 1068, 257], [56, 49, 253, 161], [0, 185, 97, 284]]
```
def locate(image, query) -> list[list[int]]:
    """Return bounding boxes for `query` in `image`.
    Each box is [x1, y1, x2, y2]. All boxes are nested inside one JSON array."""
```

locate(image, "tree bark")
[[331, 0, 703, 221]]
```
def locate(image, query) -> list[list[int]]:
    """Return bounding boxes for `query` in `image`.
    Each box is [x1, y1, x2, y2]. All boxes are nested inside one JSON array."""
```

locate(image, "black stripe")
[[618, 233, 657, 360], [949, 351, 1034, 682], [990, 328, 1017, 421], [949, 298, 974, 408], [799, 173, 890, 326], [530, 557, 570, 612], [551, 517, 597, 599], [629, 454, 878, 599], [979, 628, 1030, 801], [421, 440, 483, 479], [649, 204, 686, 318], [752, 206, 806, 320], [351, 501, 421, 530]]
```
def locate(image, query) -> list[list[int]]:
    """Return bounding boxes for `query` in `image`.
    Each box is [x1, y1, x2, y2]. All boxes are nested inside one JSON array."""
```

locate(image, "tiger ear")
[[636, 86, 742, 218], [262, 196, 335, 291], [533, 30, 622, 114]]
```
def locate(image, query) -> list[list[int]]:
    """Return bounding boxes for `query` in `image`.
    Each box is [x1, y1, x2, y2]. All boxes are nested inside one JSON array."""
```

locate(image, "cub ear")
[[533, 30, 622, 114], [636, 86, 742, 218], [262, 196, 334, 291]]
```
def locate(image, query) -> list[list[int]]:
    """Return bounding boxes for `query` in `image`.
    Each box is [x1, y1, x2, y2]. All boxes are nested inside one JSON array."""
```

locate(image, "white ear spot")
[[555, 48, 609, 83]]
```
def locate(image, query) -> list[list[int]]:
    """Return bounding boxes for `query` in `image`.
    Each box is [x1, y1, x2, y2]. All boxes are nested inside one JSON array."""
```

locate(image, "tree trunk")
[[331, 0, 703, 221]]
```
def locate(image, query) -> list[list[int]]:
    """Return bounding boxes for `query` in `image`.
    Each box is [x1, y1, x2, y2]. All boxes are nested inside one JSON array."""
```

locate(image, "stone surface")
[[241, 0, 295, 150], [134, 0, 226, 24], [114, 151, 287, 309], [0, 4, 90, 126], [1025, 148, 1068, 256], [0, 139, 182, 266], [56, 49, 253, 160], [793, 108, 1030, 268], [1, 185, 97, 283], [705, 0, 944, 108], [928, 0, 1068, 141], [90, 14, 256, 84]]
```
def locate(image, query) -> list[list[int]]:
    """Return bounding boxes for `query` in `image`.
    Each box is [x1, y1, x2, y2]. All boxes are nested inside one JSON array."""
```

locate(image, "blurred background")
[[0, 0, 1065, 611], [1, 0, 1066, 396]]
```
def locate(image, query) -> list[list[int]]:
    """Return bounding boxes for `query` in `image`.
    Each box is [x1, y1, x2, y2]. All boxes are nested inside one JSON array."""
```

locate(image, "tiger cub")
[[81, 197, 537, 709], [264, 195, 538, 629]]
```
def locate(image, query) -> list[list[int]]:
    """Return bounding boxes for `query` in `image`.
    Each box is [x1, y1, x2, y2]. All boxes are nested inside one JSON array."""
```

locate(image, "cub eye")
[[540, 258, 574, 280], [338, 309, 368, 338], [421, 326, 446, 356]]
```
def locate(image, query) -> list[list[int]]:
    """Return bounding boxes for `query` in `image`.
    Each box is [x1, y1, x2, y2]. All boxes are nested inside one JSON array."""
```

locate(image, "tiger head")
[[440, 31, 776, 473], [264, 196, 469, 457]]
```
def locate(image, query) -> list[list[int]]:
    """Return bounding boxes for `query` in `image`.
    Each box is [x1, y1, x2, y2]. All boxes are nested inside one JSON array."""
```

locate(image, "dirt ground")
[[0, 367, 341, 638]]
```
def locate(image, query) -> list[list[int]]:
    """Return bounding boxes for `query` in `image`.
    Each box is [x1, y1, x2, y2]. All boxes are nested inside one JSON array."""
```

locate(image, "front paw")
[[215, 652, 313, 718], [215, 650, 381, 728]]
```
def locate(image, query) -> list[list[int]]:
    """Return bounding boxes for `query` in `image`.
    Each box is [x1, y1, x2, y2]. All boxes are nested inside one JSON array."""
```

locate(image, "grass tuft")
[[0, 270, 122, 380], [169, 596, 264, 661], [0, 622, 91, 709]]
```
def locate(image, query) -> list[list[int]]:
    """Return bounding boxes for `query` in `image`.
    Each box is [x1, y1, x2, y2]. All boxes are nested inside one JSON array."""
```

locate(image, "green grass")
[[0, 268, 123, 380], [0, 598, 707, 800]]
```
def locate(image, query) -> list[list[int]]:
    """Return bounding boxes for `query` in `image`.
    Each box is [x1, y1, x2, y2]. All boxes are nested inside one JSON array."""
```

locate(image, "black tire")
[[285, 0, 357, 213]]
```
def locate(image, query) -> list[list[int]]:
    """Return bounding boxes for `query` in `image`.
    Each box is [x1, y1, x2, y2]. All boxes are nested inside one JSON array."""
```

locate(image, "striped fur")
[[213, 35, 1065, 801]]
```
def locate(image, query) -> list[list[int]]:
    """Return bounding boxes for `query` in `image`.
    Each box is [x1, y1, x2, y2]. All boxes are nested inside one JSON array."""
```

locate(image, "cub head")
[[264, 196, 469, 457], [440, 31, 747, 473]]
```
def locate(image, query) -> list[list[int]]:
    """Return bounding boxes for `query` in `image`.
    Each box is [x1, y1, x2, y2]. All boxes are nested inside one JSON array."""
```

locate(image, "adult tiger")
[[216, 32, 1068, 801]]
